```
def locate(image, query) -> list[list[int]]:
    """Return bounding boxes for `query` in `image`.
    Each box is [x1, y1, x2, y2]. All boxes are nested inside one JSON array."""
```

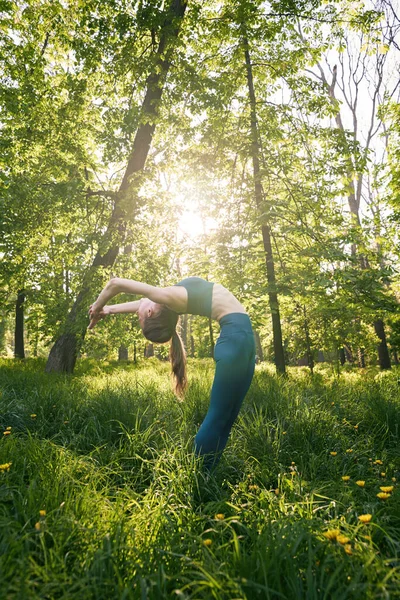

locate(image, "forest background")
[[1, 0, 400, 374]]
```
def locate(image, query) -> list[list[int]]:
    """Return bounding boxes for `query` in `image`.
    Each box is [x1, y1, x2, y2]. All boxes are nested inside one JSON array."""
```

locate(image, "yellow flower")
[[379, 486, 394, 493], [355, 481, 365, 487], [30, 414, 37, 418], [3, 431, 11, 436], [39, 510, 46, 517], [331, 402, 335, 406], [215, 514, 225, 520], [337, 534, 350, 545], [380, 472, 386, 477], [377, 492, 391, 500], [354, 425, 359, 430], [6, 427, 12, 431], [330, 452, 337, 457], [249, 484, 258, 491], [392, 478, 396, 482], [342, 476, 350, 482], [346, 449, 353, 453], [374, 459, 383, 465], [274, 489, 279, 496], [291, 462, 295, 466], [323, 529, 340, 541], [64, 420, 69, 424], [35, 522, 41, 531], [358, 514, 372, 523], [203, 539, 212, 547], [0, 462, 12, 471], [282, 431, 287, 435], [344, 544, 352, 555]]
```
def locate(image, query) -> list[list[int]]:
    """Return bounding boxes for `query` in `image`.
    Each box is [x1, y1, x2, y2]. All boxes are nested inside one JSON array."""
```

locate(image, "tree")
[[45, 0, 188, 373]]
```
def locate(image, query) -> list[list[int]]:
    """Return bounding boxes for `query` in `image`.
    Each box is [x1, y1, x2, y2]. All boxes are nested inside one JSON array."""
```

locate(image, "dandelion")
[[337, 534, 350, 545], [392, 478, 397, 482], [354, 425, 359, 430], [291, 462, 295, 466], [274, 489, 279, 495], [331, 402, 335, 406], [323, 529, 340, 541], [379, 486, 394, 493], [0, 462, 12, 471], [344, 544, 352, 555], [374, 460, 383, 465], [342, 476, 350, 482], [30, 414, 37, 418], [330, 452, 338, 457], [39, 510, 46, 517], [35, 522, 41, 531], [215, 514, 225, 520], [346, 449, 353, 453], [355, 481, 365, 487], [249, 484, 258, 491], [380, 472, 386, 477], [3, 431, 11, 436], [377, 492, 391, 500], [203, 539, 212, 547], [358, 514, 372, 523], [6, 427, 11, 431], [282, 431, 287, 435]]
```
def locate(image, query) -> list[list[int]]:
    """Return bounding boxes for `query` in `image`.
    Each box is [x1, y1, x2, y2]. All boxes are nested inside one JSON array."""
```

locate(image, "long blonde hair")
[[141, 305, 187, 397]]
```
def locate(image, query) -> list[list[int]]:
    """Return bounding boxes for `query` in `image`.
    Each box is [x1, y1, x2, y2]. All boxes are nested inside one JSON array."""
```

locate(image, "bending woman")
[[89, 277, 256, 468]]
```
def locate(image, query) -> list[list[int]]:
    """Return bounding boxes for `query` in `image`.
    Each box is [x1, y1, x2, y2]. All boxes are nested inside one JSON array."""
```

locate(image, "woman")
[[89, 276, 256, 468]]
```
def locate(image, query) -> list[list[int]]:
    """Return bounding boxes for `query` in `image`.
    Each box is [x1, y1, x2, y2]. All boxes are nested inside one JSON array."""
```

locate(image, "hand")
[[88, 304, 110, 330]]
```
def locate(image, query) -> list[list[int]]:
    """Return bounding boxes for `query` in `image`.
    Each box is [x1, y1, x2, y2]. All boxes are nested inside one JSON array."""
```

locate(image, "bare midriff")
[[210, 284, 247, 322]]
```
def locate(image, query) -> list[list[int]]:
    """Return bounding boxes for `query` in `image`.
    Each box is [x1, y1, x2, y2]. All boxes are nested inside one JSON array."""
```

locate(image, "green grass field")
[[0, 358, 399, 599]]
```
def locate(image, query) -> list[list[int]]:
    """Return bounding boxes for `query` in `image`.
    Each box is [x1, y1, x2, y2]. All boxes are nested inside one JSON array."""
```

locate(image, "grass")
[[0, 357, 399, 599]]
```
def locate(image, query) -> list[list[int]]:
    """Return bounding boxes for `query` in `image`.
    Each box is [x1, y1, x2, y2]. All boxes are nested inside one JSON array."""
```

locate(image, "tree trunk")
[[133, 340, 137, 364], [14, 290, 25, 359], [45, 0, 187, 373], [254, 330, 264, 362], [243, 37, 286, 375], [357, 347, 366, 369], [118, 345, 128, 361], [344, 344, 354, 363], [190, 316, 195, 357], [303, 305, 314, 374], [0, 317, 6, 354], [324, 66, 391, 371], [144, 343, 154, 358], [339, 347, 346, 366], [374, 318, 391, 370], [392, 349, 399, 365]]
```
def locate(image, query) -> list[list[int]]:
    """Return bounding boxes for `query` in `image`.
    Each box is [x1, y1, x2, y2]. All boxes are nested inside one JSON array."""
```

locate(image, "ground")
[[0, 358, 399, 599]]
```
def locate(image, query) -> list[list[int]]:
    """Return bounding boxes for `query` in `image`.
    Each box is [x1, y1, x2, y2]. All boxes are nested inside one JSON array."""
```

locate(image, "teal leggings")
[[195, 313, 256, 469]]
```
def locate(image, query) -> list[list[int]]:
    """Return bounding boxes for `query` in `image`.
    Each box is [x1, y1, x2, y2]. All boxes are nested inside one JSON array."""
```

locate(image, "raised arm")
[[108, 301, 141, 314], [91, 277, 187, 314]]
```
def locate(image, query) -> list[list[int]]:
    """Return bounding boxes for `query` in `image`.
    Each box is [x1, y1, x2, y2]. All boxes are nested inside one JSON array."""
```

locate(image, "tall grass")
[[0, 358, 399, 599]]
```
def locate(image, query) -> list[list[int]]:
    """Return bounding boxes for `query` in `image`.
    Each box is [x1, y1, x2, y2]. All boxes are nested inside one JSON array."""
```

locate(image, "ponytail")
[[141, 306, 187, 398], [170, 330, 187, 398]]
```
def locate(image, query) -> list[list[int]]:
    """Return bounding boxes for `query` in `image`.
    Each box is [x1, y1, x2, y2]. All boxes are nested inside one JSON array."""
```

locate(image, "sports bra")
[[175, 277, 214, 317]]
